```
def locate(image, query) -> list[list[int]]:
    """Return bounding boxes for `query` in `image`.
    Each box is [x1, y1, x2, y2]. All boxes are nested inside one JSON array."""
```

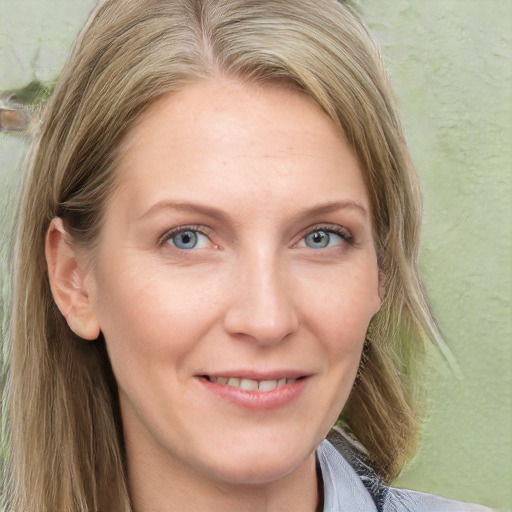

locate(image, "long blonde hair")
[[3, 0, 442, 510]]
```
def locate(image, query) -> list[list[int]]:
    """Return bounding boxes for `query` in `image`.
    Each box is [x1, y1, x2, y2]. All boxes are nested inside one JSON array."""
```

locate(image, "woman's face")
[[85, 80, 381, 487]]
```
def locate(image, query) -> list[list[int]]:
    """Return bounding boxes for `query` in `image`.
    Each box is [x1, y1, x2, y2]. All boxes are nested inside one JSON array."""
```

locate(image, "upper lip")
[[197, 369, 311, 381]]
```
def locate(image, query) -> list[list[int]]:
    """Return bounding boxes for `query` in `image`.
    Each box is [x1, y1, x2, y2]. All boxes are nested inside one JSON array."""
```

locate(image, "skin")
[[47, 79, 382, 512]]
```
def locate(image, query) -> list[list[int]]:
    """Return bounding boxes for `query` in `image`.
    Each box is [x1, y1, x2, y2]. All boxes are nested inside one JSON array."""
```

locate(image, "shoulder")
[[384, 486, 495, 512], [321, 427, 495, 512]]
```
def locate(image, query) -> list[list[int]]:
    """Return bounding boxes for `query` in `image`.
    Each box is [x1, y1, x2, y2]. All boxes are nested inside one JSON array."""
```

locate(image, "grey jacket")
[[317, 427, 494, 512]]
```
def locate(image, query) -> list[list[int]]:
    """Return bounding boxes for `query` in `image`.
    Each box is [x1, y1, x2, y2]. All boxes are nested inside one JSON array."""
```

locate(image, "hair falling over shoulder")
[[2, 1, 442, 510]]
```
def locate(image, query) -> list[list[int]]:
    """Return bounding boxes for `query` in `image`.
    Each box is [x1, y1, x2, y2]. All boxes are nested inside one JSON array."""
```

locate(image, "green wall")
[[1, 1, 511, 510], [359, 2, 512, 509]]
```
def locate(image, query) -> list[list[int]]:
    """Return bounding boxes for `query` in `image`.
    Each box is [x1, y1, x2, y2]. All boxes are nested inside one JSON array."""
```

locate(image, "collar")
[[317, 439, 378, 512]]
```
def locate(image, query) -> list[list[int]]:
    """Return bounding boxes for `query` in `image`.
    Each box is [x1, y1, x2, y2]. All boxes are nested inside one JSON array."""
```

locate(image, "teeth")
[[227, 377, 240, 387], [240, 378, 259, 391], [208, 376, 297, 392], [258, 380, 277, 392]]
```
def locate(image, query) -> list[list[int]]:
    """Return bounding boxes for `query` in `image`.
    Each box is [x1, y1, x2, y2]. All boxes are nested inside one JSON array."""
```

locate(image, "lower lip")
[[197, 377, 309, 410]]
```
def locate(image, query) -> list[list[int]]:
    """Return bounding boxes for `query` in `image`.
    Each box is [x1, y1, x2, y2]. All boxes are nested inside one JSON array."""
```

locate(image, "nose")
[[223, 251, 299, 346]]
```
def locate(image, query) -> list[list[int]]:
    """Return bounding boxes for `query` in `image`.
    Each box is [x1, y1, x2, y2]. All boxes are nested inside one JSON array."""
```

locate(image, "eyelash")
[[157, 224, 354, 249], [302, 224, 354, 245], [158, 225, 211, 247]]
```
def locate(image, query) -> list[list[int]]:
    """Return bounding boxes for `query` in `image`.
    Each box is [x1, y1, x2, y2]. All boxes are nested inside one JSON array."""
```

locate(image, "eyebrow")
[[139, 199, 369, 223], [294, 200, 369, 221]]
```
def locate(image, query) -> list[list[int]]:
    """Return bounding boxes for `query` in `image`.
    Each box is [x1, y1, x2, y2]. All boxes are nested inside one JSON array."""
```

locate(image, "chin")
[[198, 430, 318, 486], [208, 454, 312, 487]]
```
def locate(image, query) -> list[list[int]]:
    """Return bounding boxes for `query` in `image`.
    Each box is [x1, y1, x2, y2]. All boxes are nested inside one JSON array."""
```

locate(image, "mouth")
[[199, 375, 306, 392]]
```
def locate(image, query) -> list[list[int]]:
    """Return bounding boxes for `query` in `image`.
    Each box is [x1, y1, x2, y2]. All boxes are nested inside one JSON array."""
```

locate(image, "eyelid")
[[296, 223, 353, 245], [158, 225, 214, 247], [157, 223, 353, 250]]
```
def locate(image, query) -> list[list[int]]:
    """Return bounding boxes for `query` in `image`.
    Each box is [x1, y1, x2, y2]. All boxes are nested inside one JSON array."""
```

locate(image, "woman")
[[2, 0, 493, 511]]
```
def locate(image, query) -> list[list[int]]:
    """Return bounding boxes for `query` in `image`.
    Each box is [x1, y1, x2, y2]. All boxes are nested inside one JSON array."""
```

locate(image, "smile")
[[203, 376, 299, 392], [198, 374, 309, 409]]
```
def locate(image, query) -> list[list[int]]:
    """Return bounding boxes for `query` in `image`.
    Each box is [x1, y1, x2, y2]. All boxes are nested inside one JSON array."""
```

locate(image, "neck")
[[126, 438, 320, 512]]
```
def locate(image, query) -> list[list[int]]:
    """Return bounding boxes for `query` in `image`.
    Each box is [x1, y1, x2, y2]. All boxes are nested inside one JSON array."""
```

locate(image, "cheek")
[[298, 265, 379, 433], [91, 262, 223, 371], [303, 261, 380, 343], [300, 259, 380, 404]]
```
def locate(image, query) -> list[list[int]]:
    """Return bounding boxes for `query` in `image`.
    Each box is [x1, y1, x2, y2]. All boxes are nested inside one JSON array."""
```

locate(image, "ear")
[[368, 269, 385, 318], [377, 269, 386, 305], [45, 218, 100, 340]]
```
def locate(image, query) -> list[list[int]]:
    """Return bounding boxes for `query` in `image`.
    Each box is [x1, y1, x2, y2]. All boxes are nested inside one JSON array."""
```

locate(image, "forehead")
[[113, 79, 369, 219]]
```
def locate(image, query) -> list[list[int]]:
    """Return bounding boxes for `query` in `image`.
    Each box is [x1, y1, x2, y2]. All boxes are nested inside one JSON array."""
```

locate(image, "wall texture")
[[1, 1, 511, 510], [359, 2, 512, 509]]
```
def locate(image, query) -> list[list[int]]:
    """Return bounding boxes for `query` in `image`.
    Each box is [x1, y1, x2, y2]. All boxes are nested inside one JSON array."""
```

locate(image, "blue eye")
[[303, 230, 344, 249], [168, 230, 209, 250]]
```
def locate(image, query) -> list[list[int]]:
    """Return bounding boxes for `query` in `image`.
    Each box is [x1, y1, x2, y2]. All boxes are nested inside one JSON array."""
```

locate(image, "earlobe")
[[377, 269, 386, 302], [45, 218, 100, 340], [372, 269, 385, 317]]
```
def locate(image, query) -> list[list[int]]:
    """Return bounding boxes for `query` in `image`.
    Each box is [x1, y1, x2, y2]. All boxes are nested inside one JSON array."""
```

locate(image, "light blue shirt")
[[317, 438, 495, 512]]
